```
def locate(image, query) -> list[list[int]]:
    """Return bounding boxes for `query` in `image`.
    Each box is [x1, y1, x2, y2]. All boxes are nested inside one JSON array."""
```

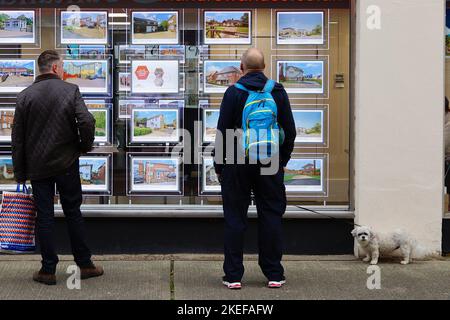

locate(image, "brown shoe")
[[33, 270, 56, 285], [80, 265, 104, 280]]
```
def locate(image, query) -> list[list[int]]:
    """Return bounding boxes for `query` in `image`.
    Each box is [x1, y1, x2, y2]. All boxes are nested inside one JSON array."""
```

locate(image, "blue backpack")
[[234, 80, 284, 161]]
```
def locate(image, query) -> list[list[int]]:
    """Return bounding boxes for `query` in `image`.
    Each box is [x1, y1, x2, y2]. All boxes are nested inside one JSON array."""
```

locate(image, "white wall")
[[354, 0, 445, 253]]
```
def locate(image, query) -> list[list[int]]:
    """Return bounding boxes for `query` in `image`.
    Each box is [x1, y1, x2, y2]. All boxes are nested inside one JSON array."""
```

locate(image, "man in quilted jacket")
[[12, 50, 103, 285]]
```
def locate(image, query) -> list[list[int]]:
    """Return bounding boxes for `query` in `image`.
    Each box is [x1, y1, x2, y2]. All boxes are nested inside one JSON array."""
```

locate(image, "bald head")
[[241, 48, 265, 74]]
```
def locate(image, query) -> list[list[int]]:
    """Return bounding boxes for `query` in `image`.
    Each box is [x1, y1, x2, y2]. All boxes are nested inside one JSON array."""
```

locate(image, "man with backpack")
[[214, 48, 296, 289]]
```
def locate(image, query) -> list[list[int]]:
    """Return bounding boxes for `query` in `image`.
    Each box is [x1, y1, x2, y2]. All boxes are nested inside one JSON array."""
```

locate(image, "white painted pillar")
[[354, 0, 445, 253]]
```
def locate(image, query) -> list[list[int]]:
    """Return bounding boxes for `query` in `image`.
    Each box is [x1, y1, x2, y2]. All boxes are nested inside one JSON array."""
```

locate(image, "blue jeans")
[[31, 160, 93, 274]]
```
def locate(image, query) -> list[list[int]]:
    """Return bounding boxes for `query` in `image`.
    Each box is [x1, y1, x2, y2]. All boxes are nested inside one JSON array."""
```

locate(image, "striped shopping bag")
[[0, 184, 36, 253]]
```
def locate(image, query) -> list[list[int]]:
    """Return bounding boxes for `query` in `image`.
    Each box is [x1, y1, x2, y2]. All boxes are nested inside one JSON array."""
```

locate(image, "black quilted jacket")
[[12, 73, 95, 182]]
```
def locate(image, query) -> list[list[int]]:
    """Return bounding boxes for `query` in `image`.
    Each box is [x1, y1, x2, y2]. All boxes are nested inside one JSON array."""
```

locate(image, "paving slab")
[[174, 260, 450, 300], [1, 257, 450, 300], [0, 260, 170, 300]]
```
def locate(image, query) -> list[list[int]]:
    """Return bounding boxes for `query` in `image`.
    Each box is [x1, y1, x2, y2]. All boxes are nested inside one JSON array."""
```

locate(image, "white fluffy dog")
[[351, 226, 432, 265]]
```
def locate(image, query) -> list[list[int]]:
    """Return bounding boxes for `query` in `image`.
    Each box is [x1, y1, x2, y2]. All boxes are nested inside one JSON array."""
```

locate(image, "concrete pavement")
[[0, 255, 449, 300]]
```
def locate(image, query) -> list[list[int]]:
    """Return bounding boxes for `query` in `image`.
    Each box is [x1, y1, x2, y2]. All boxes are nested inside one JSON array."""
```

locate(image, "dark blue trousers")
[[221, 164, 286, 282], [31, 160, 93, 274]]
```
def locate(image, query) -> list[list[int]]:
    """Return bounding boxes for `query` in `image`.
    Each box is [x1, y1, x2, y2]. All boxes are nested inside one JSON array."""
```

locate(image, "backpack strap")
[[234, 83, 250, 92], [262, 79, 276, 93]]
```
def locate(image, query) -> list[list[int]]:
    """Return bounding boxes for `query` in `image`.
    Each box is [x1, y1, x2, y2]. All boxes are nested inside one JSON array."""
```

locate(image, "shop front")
[[0, 0, 446, 255]]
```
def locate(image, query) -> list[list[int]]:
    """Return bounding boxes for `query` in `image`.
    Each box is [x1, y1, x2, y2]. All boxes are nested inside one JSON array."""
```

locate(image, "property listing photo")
[[202, 108, 220, 143], [118, 44, 146, 64], [62, 59, 109, 94], [0, 108, 14, 144], [276, 11, 324, 45], [159, 44, 185, 63], [203, 60, 242, 94], [118, 99, 145, 119], [118, 72, 131, 92], [89, 108, 109, 144], [292, 109, 325, 144], [79, 45, 106, 59], [277, 60, 324, 94], [79, 156, 110, 193], [0, 59, 35, 93], [60, 10, 108, 44], [0, 10, 35, 44], [284, 157, 325, 194], [131, 108, 180, 143], [204, 10, 251, 45], [0, 156, 15, 191], [131, 11, 179, 45], [129, 156, 180, 193], [201, 156, 221, 193]]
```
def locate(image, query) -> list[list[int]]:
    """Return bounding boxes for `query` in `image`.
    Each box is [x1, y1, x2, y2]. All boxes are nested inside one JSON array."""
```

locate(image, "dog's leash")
[[295, 159, 450, 226], [445, 162, 450, 179], [294, 205, 362, 228]]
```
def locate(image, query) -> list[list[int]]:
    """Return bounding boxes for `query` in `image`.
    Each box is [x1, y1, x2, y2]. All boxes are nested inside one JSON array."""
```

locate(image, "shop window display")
[[0, 5, 350, 211]]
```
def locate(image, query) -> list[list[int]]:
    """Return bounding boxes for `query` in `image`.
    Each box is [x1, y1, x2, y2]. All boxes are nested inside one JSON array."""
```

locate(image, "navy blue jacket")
[[213, 71, 296, 174]]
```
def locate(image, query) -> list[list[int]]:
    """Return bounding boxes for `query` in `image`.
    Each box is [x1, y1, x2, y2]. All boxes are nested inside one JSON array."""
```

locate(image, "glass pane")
[[0, 5, 351, 211]]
